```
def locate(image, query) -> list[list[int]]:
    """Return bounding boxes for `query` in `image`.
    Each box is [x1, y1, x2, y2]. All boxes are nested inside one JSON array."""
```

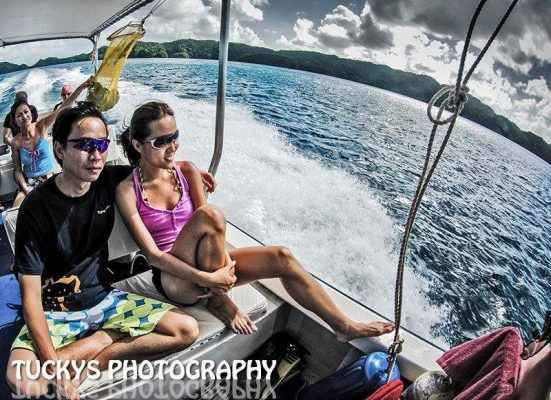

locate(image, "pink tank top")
[[132, 166, 194, 252]]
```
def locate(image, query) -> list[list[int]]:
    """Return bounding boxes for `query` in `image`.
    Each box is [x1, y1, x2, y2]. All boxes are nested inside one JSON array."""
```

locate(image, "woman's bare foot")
[[335, 320, 395, 342], [514, 346, 550, 400], [206, 294, 258, 335]]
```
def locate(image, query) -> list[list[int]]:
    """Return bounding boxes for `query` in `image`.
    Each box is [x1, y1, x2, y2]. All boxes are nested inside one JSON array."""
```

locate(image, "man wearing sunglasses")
[[53, 85, 73, 111], [6, 102, 210, 400]]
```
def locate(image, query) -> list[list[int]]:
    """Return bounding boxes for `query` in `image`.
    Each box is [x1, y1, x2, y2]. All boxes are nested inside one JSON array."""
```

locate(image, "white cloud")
[[232, 22, 264, 46], [141, 0, 266, 47], [525, 77, 551, 98], [1, 0, 267, 65], [321, 5, 361, 34], [275, 4, 549, 140], [231, 0, 265, 22]]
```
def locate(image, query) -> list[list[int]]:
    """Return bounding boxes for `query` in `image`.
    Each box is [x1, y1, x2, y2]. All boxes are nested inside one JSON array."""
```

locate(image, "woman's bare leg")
[[161, 204, 256, 334], [514, 346, 551, 400], [230, 246, 394, 341]]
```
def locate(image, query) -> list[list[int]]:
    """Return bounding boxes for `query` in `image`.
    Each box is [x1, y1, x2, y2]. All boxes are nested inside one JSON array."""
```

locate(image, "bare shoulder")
[[115, 174, 136, 199], [10, 134, 21, 149], [177, 160, 198, 174]]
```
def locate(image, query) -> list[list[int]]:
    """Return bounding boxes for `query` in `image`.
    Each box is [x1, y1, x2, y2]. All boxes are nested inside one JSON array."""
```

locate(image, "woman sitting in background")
[[10, 78, 92, 206], [116, 101, 394, 339]]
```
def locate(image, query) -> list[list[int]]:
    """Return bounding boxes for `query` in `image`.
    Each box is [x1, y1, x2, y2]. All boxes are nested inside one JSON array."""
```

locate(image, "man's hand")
[[199, 170, 217, 193], [203, 260, 236, 294], [53, 377, 80, 400]]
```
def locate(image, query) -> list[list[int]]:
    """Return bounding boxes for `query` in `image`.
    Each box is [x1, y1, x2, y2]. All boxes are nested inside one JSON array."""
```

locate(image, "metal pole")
[[209, 0, 231, 176]]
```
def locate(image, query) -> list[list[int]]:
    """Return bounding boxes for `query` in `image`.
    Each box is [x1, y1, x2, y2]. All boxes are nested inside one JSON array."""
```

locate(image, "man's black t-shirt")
[[3, 105, 39, 131], [14, 165, 132, 311]]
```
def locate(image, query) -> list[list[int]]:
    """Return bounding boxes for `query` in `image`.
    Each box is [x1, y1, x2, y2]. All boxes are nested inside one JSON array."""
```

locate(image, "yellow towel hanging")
[[87, 22, 145, 111]]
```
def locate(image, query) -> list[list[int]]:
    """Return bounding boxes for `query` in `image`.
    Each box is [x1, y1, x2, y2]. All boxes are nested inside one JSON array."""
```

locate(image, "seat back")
[[3, 206, 139, 260]]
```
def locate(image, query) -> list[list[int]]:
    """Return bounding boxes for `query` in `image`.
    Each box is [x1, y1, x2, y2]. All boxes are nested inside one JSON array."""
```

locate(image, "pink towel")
[[437, 327, 523, 400]]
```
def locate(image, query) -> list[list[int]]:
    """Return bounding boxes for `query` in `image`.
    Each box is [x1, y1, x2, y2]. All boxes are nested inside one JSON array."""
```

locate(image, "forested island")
[[1, 38, 549, 163]]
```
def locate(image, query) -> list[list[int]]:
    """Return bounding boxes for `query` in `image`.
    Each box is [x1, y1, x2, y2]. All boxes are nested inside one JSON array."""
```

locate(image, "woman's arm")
[[115, 177, 214, 286], [3, 127, 13, 146], [35, 77, 94, 136], [11, 138, 30, 194], [178, 161, 208, 210]]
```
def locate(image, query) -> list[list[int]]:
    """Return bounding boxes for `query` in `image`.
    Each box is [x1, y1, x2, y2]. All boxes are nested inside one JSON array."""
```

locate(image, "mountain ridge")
[[1, 38, 549, 163]]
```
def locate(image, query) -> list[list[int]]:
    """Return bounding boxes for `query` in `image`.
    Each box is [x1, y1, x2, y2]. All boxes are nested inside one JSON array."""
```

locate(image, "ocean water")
[[1, 59, 549, 348]]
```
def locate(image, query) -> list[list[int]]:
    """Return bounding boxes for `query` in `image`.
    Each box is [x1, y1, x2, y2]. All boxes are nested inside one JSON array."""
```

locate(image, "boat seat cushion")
[[112, 269, 268, 343], [76, 271, 268, 395]]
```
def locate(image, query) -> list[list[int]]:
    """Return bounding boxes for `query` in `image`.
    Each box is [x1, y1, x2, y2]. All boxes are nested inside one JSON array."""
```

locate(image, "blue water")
[[1, 59, 549, 347]]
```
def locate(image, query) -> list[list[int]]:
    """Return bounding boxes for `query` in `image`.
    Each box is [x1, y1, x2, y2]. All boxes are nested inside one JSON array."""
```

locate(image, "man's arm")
[[19, 274, 58, 366], [19, 274, 80, 399]]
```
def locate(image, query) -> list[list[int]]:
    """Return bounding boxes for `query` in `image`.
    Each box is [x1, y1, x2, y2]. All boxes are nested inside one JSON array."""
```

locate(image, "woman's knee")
[[273, 246, 300, 276], [195, 204, 226, 233]]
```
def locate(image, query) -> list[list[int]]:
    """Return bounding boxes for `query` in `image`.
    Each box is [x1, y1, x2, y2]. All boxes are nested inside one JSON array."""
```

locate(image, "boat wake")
[[0, 65, 466, 348]]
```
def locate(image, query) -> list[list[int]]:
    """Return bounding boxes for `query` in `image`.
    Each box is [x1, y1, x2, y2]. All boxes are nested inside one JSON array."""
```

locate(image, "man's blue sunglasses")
[[67, 138, 110, 154]]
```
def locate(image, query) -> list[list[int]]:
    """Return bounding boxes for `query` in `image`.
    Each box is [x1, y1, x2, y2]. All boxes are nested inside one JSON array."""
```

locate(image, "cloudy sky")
[[1, 0, 550, 142]]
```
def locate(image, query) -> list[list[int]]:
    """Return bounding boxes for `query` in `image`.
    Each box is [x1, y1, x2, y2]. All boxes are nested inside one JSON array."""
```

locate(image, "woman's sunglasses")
[[67, 138, 111, 154], [141, 130, 179, 150]]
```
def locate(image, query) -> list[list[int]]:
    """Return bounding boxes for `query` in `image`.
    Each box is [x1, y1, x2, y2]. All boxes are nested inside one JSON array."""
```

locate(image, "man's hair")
[[52, 101, 108, 167], [15, 91, 28, 101]]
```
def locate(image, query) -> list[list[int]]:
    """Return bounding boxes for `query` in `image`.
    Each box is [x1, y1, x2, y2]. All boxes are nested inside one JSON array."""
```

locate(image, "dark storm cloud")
[[494, 58, 551, 95], [368, 0, 550, 43], [511, 50, 529, 66], [413, 63, 435, 73], [319, 32, 354, 49], [368, 0, 408, 21], [354, 13, 394, 49]]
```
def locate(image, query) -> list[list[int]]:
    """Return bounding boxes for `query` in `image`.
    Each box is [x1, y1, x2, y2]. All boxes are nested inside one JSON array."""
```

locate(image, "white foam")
[[19, 69, 52, 112], [0, 73, 23, 102]]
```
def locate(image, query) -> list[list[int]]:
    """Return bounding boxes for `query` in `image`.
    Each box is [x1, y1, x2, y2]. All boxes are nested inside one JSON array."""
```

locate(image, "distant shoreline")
[[1, 38, 549, 163]]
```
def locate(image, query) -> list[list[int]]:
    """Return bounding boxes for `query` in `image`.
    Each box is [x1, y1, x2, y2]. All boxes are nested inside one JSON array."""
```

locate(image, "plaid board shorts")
[[11, 289, 176, 353]]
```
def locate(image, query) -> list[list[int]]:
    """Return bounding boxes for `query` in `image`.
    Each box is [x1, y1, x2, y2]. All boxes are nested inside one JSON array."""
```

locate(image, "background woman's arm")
[[35, 77, 93, 136]]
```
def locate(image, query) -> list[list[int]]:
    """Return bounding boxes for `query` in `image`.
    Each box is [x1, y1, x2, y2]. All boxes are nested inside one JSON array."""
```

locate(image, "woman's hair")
[[10, 99, 30, 130], [52, 101, 108, 167], [119, 101, 175, 167]]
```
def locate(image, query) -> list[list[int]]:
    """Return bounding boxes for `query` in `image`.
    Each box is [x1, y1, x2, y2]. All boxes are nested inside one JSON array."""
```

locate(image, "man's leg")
[[6, 330, 128, 397], [230, 246, 394, 341], [93, 309, 198, 370], [162, 204, 256, 334], [6, 330, 125, 397], [56, 330, 126, 365], [6, 349, 48, 397]]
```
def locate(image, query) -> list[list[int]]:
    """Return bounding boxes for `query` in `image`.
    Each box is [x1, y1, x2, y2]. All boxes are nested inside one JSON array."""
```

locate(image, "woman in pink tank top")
[[116, 102, 394, 339]]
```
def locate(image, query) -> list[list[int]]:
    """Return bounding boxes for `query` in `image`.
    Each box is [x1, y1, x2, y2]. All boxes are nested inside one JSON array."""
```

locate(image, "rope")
[[141, 0, 167, 23], [385, 0, 518, 379]]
